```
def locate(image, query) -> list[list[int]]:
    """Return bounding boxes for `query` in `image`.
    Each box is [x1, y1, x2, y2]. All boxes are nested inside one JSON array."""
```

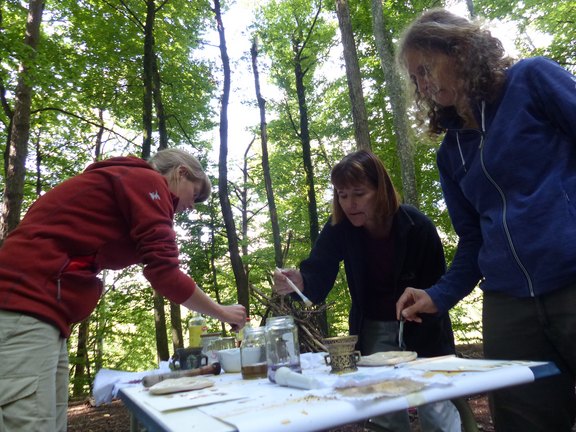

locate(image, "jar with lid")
[[265, 315, 302, 383], [240, 326, 267, 379]]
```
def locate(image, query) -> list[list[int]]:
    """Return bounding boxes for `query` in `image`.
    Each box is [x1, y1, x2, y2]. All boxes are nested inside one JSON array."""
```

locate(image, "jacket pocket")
[[57, 269, 103, 324]]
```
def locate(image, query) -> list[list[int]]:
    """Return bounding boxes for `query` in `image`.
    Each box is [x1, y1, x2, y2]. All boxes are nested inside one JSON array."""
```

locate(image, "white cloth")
[[93, 361, 170, 405]]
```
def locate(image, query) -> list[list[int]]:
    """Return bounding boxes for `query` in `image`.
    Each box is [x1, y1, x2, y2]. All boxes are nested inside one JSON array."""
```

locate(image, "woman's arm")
[[181, 287, 246, 331]]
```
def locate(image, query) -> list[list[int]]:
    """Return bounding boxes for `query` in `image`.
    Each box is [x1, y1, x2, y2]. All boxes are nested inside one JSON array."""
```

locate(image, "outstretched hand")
[[396, 287, 438, 323]]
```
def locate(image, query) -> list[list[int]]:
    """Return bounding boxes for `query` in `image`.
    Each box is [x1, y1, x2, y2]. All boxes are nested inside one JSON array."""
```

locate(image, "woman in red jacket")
[[0, 148, 246, 432]]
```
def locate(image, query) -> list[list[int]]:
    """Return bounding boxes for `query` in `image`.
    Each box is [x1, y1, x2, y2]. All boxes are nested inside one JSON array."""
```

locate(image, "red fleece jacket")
[[0, 156, 197, 337]]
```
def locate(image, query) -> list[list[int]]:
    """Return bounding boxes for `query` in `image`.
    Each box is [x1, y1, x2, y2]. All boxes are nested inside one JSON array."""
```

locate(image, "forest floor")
[[67, 343, 494, 432]]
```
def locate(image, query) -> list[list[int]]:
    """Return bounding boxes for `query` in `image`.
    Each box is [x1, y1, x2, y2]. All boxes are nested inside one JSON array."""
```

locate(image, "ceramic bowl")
[[217, 348, 241, 373]]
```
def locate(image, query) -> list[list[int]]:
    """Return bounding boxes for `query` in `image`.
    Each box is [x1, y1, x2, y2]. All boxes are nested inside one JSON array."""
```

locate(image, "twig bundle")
[[250, 284, 329, 353]]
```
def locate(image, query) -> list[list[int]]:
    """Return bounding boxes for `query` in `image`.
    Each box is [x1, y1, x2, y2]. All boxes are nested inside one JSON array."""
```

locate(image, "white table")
[[119, 355, 559, 432]]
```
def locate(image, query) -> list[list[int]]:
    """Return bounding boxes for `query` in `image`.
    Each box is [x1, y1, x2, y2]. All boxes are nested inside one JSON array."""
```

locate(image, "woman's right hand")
[[219, 304, 247, 332], [396, 287, 438, 323], [273, 268, 304, 295]]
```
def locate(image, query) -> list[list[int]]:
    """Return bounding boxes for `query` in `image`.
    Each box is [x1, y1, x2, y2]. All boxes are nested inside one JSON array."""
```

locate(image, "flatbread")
[[149, 377, 214, 395], [357, 351, 417, 367], [337, 378, 425, 398]]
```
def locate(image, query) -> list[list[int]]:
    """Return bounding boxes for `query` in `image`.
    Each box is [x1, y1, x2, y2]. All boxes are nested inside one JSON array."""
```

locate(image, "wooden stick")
[[142, 362, 221, 388]]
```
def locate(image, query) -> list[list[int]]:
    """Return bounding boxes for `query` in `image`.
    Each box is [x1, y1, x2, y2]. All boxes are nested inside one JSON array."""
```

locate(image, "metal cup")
[[322, 335, 361, 374]]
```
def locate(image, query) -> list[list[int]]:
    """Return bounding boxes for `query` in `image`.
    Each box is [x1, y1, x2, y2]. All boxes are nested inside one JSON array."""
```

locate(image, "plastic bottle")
[[188, 313, 207, 347]]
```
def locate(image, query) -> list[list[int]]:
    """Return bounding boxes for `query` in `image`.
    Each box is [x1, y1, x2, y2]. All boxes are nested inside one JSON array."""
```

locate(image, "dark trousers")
[[483, 285, 576, 432]]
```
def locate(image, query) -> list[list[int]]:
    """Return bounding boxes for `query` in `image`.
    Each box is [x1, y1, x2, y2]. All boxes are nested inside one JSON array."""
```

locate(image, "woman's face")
[[404, 49, 462, 107], [336, 183, 378, 230], [168, 167, 202, 213]]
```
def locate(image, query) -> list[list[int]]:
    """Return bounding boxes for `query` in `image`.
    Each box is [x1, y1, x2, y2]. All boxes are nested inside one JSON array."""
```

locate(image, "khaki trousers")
[[0, 310, 68, 432]]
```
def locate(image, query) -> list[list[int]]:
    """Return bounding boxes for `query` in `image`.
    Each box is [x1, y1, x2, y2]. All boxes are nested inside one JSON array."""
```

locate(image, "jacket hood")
[[84, 156, 152, 173]]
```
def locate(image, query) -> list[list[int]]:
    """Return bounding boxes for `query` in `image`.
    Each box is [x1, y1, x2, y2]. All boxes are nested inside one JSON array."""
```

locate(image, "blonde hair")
[[148, 148, 211, 202], [330, 150, 399, 225]]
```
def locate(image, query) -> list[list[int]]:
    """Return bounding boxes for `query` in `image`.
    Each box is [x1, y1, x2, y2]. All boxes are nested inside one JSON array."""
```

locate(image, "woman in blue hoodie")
[[396, 8, 576, 432]]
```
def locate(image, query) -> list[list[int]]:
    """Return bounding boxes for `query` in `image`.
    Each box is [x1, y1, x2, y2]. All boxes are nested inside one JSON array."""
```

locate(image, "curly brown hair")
[[397, 9, 514, 134]]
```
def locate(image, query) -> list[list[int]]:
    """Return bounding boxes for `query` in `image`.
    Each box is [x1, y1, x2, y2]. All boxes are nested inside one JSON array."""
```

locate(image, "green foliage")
[[477, 0, 576, 72]]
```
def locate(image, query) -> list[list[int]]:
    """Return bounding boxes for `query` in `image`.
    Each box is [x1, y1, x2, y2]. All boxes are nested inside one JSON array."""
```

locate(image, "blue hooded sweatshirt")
[[427, 57, 576, 313]]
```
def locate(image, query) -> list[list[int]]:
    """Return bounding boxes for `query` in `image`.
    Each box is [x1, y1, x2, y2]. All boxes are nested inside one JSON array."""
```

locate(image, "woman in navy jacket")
[[396, 8, 576, 431], [274, 150, 458, 431]]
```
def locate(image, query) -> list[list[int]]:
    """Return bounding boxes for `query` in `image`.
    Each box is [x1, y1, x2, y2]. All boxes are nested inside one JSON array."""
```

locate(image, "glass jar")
[[265, 315, 302, 383], [201, 333, 222, 364], [240, 326, 267, 379]]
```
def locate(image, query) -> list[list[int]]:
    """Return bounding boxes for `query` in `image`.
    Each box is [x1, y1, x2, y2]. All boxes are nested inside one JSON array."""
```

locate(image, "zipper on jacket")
[[476, 102, 535, 297], [56, 258, 70, 302]]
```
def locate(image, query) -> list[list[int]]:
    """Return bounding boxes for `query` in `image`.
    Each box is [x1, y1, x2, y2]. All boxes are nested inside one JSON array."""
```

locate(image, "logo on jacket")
[[149, 191, 161, 201]]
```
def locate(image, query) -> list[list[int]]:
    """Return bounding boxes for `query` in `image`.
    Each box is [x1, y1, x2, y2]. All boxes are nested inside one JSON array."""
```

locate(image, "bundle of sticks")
[[250, 284, 330, 353]]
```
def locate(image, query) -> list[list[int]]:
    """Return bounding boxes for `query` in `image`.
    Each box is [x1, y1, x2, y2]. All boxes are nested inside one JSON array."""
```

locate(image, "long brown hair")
[[330, 150, 399, 225], [398, 9, 513, 134]]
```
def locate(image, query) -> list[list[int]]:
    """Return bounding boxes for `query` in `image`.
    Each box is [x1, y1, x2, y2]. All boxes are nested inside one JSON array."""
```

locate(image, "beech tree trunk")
[[251, 38, 283, 268], [371, 0, 418, 206], [212, 0, 250, 311], [142, 0, 156, 155], [140, 0, 175, 359], [0, 0, 44, 242], [335, 0, 371, 150]]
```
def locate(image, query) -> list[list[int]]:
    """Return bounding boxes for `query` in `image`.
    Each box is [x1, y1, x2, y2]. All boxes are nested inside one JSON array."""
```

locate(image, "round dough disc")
[[149, 377, 214, 395], [357, 351, 417, 366]]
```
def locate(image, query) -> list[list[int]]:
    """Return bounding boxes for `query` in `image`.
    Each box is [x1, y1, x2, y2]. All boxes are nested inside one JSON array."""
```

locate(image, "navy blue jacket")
[[429, 57, 576, 313], [299, 204, 455, 357]]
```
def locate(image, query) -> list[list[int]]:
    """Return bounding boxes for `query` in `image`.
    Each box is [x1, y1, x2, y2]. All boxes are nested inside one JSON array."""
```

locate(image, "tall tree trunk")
[[141, 0, 173, 359], [72, 127, 104, 393], [152, 23, 182, 352], [293, 49, 320, 246], [334, 0, 371, 150], [250, 38, 283, 268], [467, 0, 476, 17], [371, 0, 418, 207], [290, 5, 325, 336], [142, 0, 156, 156], [153, 291, 170, 361], [212, 0, 250, 311], [0, 0, 44, 243], [34, 130, 42, 196], [208, 199, 226, 325], [152, 54, 168, 149], [240, 139, 255, 259], [72, 319, 90, 397], [170, 302, 184, 351]]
